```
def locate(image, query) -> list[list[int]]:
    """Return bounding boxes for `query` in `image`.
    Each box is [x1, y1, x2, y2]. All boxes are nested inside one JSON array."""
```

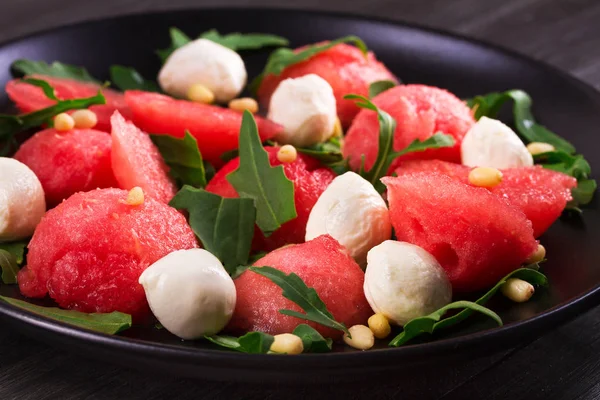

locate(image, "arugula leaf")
[[109, 65, 160, 92], [157, 28, 288, 62], [533, 151, 597, 207], [292, 324, 333, 353], [250, 36, 368, 93], [151, 132, 209, 188], [226, 111, 296, 235], [0, 296, 132, 334], [157, 27, 192, 62], [0, 251, 19, 284], [11, 59, 99, 83], [0, 241, 27, 284], [0, 92, 106, 156], [295, 136, 344, 165], [169, 186, 255, 274], [21, 78, 58, 100], [205, 331, 275, 354], [389, 268, 548, 346], [248, 266, 349, 335], [200, 29, 289, 51], [344, 94, 455, 192], [467, 90, 576, 153], [369, 80, 397, 98]]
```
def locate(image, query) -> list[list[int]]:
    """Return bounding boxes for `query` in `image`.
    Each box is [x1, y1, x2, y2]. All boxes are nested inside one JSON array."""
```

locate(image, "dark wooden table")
[[1, 1, 599, 399]]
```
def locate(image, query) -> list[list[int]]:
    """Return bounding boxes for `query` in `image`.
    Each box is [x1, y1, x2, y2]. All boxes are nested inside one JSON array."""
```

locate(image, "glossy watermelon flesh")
[[111, 111, 177, 204], [5, 75, 131, 132], [383, 173, 538, 292], [395, 159, 577, 237], [205, 147, 336, 251], [124, 90, 283, 167], [18, 188, 198, 321], [257, 43, 398, 128], [343, 84, 475, 173], [228, 234, 372, 339], [14, 128, 117, 207]]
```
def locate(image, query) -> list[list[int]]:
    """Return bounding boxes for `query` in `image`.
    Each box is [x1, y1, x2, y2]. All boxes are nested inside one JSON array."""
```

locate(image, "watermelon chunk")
[[343, 84, 475, 173], [206, 146, 336, 251], [18, 188, 198, 321], [14, 128, 117, 207], [395, 160, 577, 237], [383, 173, 537, 292], [228, 234, 372, 339], [257, 43, 398, 128], [5, 75, 131, 132], [111, 111, 177, 204], [124, 90, 283, 167]]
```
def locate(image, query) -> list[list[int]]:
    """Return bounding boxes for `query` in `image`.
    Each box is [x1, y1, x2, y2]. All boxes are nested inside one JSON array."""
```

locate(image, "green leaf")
[[151, 132, 208, 188], [250, 36, 368, 94], [344, 94, 454, 192], [21, 78, 58, 100], [169, 186, 255, 274], [0, 241, 27, 284], [11, 59, 99, 83], [0, 92, 106, 156], [0, 241, 27, 265], [248, 266, 349, 335], [226, 111, 296, 235], [205, 331, 275, 354], [389, 268, 548, 346], [467, 90, 576, 154], [369, 80, 397, 98], [292, 324, 333, 353], [533, 150, 597, 207], [157, 27, 192, 62], [199, 29, 289, 51], [0, 296, 132, 334], [0, 251, 19, 285], [109, 65, 160, 92], [295, 136, 344, 165], [157, 28, 288, 63]]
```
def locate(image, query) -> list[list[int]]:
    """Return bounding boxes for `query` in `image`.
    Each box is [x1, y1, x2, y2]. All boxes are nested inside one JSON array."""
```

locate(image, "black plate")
[[1, 8, 599, 383]]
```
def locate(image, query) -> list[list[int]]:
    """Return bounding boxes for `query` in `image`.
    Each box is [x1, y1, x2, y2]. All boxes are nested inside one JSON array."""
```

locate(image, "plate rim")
[[1, 6, 599, 373]]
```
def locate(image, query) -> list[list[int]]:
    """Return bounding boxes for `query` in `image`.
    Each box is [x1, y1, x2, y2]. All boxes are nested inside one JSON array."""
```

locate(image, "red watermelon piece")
[[206, 146, 336, 251], [124, 90, 283, 167], [228, 234, 372, 339], [343, 84, 475, 173], [5, 75, 131, 132], [395, 159, 577, 237], [18, 188, 198, 321], [257, 43, 398, 128], [111, 111, 177, 204], [14, 128, 117, 207], [383, 173, 537, 292]]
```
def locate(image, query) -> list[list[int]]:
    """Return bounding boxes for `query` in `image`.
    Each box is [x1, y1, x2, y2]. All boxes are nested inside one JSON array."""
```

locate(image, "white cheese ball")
[[139, 248, 236, 340], [305, 172, 391, 267], [158, 38, 247, 103], [461, 116, 533, 169], [364, 241, 452, 326], [0, 157, 45, 242], [267, 74, 337, 147]]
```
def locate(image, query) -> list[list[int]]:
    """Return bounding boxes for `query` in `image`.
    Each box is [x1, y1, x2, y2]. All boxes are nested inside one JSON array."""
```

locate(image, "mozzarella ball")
[[364, 241, 452, 326], [158, 38, 247, 103], [305, 172, 391, 267], [0, 157, 46, 242], [139, 248, 236, 340], [461, 116, 533, 169], [267, 74, 337, 147]]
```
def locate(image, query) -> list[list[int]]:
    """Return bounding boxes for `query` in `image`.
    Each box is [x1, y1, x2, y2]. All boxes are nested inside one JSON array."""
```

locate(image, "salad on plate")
[[0, 28, 595, 354]]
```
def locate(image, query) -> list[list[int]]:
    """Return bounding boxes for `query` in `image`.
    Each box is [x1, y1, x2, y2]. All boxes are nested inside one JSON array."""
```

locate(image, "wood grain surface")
[[0, 1, 599, 399]]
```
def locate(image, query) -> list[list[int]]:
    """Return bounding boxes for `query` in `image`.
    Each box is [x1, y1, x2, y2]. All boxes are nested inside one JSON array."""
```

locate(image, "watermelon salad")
[[0, 29, 595, 355]]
